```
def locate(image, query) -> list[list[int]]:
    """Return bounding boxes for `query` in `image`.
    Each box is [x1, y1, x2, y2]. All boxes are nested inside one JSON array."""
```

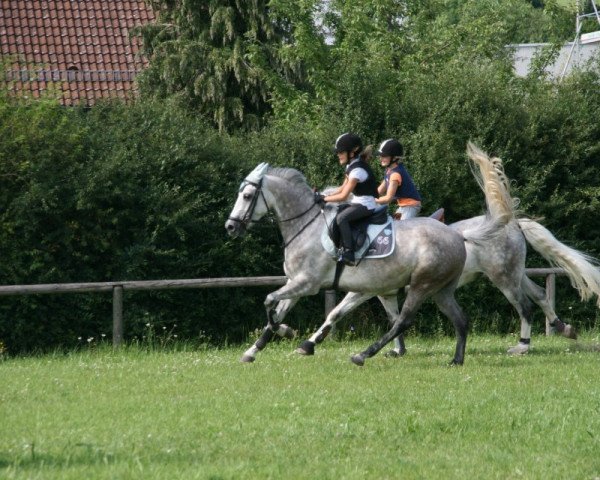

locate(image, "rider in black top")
[[315, 133, 379, 266]]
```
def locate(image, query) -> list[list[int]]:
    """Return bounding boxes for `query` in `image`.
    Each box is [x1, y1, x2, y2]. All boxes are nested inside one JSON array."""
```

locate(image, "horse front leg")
[[240, 281, 318, 363], [296, 292, 374, 355]]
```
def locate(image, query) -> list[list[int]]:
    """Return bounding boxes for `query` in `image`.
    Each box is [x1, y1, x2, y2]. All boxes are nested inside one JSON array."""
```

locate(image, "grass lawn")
[[1, 334, 599, 479]]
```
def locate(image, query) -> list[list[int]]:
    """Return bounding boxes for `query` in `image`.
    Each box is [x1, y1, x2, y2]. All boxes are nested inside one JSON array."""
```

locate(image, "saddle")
[[320, 205, 445, 263], [321, 204, 395, 262]]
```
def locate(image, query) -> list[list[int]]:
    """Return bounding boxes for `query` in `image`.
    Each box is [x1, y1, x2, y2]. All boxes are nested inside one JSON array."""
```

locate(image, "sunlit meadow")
[[1, 333, 600, 479]]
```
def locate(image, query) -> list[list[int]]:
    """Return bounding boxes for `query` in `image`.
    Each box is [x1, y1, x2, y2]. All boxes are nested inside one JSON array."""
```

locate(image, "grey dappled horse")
[[225, 156, 507, 366], [303, 143, 600, 358]]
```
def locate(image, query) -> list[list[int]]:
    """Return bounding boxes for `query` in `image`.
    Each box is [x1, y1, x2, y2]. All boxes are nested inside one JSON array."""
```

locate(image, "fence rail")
[[0, 269, 566, 346]]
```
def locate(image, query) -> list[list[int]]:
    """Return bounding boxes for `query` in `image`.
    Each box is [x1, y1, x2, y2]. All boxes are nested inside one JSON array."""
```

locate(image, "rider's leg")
[[336, 204, 372, 265]]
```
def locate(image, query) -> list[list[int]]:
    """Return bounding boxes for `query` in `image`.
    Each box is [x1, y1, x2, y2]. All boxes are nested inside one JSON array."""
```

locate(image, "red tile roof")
[[0, 1, 155, 105]]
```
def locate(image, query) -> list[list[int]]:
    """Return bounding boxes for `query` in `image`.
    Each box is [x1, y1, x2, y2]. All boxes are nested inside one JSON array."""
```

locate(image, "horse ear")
[[246, 162, 270, 184]]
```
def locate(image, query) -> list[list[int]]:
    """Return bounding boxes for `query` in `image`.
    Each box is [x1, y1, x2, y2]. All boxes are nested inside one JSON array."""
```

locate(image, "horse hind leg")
[[492, 281, 535, 355], [377, 294, 407, 357], [521, 275, 577, 340], [432, 289, 469, 365], [350, 290, 425, 366]]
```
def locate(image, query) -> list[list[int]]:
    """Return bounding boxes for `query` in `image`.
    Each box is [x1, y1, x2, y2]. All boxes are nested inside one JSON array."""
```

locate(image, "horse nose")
[[225, 220, 237, 236]]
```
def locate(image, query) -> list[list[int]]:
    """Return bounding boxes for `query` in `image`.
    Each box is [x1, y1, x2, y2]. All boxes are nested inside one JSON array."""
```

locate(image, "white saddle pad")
[[320, 207, 395, 261]]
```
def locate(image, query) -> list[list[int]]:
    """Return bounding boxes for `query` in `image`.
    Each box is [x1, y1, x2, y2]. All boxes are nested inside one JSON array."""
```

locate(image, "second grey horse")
[[298, 143, 600, 358]]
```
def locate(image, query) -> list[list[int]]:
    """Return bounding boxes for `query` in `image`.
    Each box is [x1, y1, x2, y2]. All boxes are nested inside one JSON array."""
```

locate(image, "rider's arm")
[[324, 177, 359, 202], [376, 178, 399, 204], [326, 177, 347, 197], [377, 180, 387, 197]]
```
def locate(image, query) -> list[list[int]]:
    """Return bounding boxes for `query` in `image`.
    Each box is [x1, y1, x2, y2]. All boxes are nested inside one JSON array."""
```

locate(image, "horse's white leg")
[[272, 298, 298, 339], [521, 275, 577, 339], [241, 282, 318, 363], [296, 292, 373, 355], [376, 294, 406, 357], [489, 280, 535, 355]]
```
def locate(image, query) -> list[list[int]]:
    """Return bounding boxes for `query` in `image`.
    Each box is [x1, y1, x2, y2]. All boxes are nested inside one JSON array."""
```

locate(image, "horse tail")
[[518, 218, 600, 307], [466, 141, 519, 224]]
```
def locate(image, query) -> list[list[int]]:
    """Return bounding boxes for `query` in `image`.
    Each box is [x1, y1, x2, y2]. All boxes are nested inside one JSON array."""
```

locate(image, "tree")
[[137, 0, 325, 131]]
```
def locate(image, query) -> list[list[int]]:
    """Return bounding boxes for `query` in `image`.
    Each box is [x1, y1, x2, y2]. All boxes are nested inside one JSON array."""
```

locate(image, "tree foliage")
[[136, 0, 324, 131]]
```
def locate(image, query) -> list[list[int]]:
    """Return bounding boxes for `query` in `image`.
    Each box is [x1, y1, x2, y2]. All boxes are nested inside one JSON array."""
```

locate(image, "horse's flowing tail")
[[519, 218, 600, 307], [460, 142, 517, 245], [466, 141, 519, 224]]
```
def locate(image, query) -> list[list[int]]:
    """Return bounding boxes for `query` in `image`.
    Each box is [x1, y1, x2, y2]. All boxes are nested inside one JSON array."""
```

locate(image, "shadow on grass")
[[0, 443, 219, 474]]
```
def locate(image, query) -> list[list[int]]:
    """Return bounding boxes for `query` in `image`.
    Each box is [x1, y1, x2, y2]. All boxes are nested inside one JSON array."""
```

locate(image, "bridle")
[[227, 178, 266, 233], [228, 175, 321, 248]]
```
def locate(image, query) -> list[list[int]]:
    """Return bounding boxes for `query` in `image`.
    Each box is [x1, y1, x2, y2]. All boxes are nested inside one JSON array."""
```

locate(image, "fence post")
[[113, 285, 123, 347], [545, 273, 556, 336]]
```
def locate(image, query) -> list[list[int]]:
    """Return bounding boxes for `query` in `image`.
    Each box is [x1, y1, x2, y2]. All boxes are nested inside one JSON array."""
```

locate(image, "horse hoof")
[[449, 358, 463, 366], [562, 324, 577, 340], [350, 354, 365, 366], [383, 349, 405, 358], [507, 343, 529, 355], [240, 355, 255, 363], [296, 340, 315, 355]]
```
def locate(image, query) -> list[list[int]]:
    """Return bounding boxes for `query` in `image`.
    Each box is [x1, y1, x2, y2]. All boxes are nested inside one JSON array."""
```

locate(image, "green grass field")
[[1, 334, 599, 479]]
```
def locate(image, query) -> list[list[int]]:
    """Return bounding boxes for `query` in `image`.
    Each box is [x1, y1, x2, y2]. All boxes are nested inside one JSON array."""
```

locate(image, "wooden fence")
[[0, 268, 565, 346]]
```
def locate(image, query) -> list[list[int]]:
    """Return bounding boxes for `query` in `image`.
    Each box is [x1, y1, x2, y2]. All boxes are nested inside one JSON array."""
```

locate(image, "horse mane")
[[267, 167, 312, 194]]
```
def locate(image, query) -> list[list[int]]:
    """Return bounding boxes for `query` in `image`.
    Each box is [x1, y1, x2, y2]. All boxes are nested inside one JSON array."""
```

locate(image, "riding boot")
[[339, 248, 356, 267]]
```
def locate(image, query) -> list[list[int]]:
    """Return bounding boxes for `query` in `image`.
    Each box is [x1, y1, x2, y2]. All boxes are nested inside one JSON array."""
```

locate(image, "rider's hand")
[[314, 192, 326, 206]]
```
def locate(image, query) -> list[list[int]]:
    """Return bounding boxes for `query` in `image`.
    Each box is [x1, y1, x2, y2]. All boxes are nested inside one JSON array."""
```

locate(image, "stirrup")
[[338, 248, 356, 266]]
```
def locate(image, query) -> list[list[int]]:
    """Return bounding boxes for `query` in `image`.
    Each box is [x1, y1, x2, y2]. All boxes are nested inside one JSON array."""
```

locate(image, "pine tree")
[[137, 0, 322, 131]]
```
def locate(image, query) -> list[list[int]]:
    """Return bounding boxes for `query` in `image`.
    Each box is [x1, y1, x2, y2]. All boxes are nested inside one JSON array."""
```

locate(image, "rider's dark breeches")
[[336, 204, 372, 250]]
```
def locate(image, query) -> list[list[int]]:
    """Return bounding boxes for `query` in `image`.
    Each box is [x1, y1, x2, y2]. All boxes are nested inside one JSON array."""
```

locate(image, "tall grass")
[[1, 334, 599, 479]]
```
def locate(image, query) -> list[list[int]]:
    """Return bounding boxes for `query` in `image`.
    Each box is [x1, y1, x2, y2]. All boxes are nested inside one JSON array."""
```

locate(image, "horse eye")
[[243, 193, 252, 200]]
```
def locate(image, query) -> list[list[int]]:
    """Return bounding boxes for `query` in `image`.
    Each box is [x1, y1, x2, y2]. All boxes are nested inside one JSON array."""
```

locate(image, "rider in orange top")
[[375, 138, 422, 220]]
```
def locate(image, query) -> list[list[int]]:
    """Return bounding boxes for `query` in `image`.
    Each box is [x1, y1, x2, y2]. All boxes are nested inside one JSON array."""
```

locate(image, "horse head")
[[225, 162, 271, 238]]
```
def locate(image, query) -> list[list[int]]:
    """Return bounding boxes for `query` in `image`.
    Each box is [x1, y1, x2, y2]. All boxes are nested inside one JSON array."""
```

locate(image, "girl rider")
[[315, 133, 379, 266], [375, 138, 422, 220]]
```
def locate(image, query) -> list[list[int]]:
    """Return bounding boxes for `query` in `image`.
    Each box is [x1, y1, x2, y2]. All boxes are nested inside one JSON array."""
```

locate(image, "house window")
[[67, 66, 79, 81]]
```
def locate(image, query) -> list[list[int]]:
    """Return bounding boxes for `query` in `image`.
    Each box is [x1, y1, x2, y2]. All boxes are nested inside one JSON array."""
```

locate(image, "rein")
[[281, 208, 321, 248]]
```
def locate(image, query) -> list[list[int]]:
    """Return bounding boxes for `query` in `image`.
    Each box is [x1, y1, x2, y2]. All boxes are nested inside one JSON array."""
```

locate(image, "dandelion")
[[146, 323, 151, 327], [77, 337, 82, 341], [101, 333, 106, 338], [87, 337, 94, 343]]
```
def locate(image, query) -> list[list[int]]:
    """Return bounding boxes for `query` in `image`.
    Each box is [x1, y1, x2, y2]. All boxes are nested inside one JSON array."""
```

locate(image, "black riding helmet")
[[334, 133, 363, 155], [377, 138, 404, 158]]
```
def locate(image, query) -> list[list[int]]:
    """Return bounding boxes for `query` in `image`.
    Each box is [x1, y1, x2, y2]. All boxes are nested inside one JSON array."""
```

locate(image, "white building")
[[511, 33, 600, 78]]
